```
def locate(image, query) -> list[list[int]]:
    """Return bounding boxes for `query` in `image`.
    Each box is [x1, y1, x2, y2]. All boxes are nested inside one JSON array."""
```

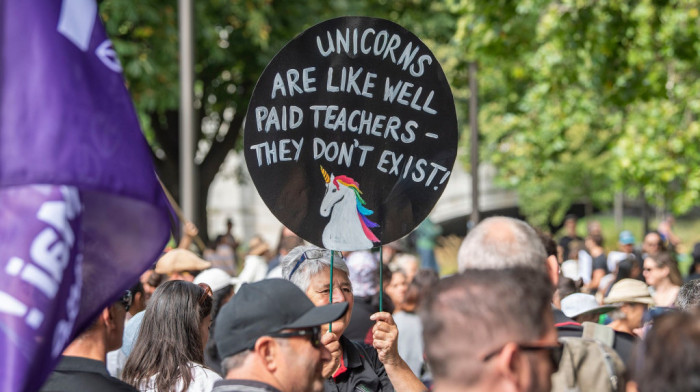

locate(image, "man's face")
[[306, 267, 354, 336], [620, 242, 634, 254], [564, 219, 577, 236], [277, 328, 329, 392]]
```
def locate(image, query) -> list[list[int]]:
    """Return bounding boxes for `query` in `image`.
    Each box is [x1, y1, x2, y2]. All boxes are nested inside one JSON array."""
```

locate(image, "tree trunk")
[[614, 192, 624, 230], [641, 196, 650, 236]]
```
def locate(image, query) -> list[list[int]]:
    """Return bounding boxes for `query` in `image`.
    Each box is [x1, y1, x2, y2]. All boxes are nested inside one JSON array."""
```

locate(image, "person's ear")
[[546, 255, 560, 287], [102, 305, 117, 331], [98, 307, 111, 328], [494, 343, 528, 392], [254, 337, 279, 372]]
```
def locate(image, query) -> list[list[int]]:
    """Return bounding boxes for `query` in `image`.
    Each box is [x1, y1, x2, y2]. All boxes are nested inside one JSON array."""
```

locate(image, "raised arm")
[[370, 312, 427, 392]]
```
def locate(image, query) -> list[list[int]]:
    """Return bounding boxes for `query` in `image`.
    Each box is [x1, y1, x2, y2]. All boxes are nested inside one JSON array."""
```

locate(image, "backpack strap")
[[559, 339, 579, 391], [581, 322, 615, 347]]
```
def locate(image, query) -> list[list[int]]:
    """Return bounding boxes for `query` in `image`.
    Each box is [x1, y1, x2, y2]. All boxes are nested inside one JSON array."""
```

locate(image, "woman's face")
[[306, 267, 354, 336], [385, 272, 408, 309], [643, 258, 668, 287], [200, 313, 212, 349]]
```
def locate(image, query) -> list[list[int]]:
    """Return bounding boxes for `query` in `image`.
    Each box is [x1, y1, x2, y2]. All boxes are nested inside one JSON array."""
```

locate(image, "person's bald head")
[[458, 217, 547, 275]]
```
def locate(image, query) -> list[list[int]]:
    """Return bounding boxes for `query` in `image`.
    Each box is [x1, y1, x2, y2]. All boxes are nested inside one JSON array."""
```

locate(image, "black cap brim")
[[285, 302, 348, 330]]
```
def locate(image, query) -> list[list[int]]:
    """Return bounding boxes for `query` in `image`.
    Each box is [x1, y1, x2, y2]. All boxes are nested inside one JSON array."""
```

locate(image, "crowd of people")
[[41, 215, 700, 392]]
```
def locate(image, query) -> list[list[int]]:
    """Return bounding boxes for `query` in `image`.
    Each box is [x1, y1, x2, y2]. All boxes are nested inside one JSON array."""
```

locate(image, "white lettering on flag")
[[57, 0, 97, 52]]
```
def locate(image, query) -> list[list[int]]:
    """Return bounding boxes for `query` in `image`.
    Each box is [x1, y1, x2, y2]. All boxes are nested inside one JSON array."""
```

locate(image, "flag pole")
[[329, 250, 334, 332], [159, 179, 207, 251], [178, 0, 197, 229], [378, 245, 383, 313]]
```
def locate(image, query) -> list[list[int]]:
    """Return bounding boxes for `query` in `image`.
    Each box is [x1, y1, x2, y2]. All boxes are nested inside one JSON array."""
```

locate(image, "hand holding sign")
[[244, 17, 457, 251]]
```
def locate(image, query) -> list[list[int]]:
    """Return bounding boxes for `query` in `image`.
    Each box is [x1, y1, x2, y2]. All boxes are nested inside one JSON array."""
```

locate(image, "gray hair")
[[419, 267, 553, 386], [678, 280, 700, 311], [394, 253, 419, 271], [457, 216, 547, 273], [221, 351, 250, 375], [281, 245, 350, 292]]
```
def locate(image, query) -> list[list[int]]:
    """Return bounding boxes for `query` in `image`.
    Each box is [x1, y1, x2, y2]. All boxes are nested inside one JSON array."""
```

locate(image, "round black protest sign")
[[244, 17, 457, 251]]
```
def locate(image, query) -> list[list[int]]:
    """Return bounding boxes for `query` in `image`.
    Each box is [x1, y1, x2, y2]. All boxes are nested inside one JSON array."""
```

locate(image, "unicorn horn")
[[320, 166, 330, 183]]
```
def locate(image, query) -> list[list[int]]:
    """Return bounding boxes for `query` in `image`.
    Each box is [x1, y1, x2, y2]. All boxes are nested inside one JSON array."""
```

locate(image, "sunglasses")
[[119, 290, 133, 312], [268, 326, 322, 349], [197, 283, 213, 305], [483, 342, 563, 372], [288, 249, 344, 279]]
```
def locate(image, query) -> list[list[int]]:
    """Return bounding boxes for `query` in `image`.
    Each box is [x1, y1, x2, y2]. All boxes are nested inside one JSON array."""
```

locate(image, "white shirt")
[[232, 255, 268, 292], [138, 363, 222, 392]]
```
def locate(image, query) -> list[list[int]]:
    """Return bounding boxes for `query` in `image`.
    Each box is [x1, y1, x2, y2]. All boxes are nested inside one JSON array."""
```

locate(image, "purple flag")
[[0, 1, 172, 391]]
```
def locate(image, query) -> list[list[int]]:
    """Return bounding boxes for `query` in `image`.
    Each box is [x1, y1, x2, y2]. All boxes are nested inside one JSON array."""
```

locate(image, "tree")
[[100, 0, 343, 241], [385, 0, 700, 229], [103, 0, 700, 236]]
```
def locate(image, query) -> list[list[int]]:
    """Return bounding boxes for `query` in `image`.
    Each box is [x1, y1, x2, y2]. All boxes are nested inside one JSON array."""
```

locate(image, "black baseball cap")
[[215, 279, 348, 358]]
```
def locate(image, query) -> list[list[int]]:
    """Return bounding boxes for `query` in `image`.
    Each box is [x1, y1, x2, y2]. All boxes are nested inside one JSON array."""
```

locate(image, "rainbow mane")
[[333, 175, 380, 243]]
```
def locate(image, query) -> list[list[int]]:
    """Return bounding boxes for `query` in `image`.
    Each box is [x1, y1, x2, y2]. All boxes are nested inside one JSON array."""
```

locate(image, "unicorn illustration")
[[319, 166, 379, 250]]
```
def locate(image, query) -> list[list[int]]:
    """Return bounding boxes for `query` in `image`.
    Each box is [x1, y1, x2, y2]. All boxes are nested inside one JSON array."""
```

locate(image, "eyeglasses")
[[119, 290, 133, 312], [482, 342, 563, 372], [288, 249, 344, 279], [268, 326, 322, 348]]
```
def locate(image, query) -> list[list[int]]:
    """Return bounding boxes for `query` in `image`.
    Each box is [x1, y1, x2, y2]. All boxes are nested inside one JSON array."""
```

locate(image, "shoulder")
[[189, 362, 223, 386], [106, 377, 140, 392], [43, 356, 138, 392], [44, 371, 137, 392]]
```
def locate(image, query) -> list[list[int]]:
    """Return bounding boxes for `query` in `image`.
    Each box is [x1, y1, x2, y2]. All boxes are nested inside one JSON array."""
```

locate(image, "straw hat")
[[155, 249, 211, 275], [604, 278, 655, 305], [247, 236, 270, 256], [561, 293, 618, 318]]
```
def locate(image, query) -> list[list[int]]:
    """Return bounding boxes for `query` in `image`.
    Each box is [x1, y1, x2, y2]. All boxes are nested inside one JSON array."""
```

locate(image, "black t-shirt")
[[324, 336, 393, 392], [41, 356, 137, 391], [592, 254, 608, 273]]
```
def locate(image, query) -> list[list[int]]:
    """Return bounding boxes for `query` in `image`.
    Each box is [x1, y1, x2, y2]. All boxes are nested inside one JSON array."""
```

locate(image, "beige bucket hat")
[[155, 249, 212, 275], [604, 278, 655, 305]]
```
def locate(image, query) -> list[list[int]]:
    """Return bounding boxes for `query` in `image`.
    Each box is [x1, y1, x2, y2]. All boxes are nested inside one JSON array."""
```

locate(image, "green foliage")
[[389, 0, 700, 227], [99, 0, 344, 237], [101, 0, 700, 231]]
